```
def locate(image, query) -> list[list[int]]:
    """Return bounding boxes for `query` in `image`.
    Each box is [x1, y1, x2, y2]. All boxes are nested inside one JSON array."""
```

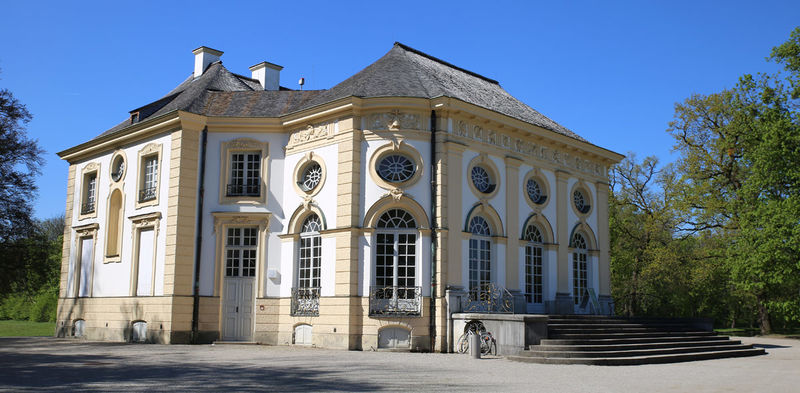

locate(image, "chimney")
[[249, 61, 283, 91], [192, 46, 223, 78]]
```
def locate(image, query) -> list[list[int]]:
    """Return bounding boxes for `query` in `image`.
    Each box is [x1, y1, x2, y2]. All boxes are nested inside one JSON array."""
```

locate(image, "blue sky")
[[1, 0, 798, 219]]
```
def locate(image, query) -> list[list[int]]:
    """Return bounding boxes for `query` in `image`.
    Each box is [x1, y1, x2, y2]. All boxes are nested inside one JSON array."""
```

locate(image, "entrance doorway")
[[221, 227, 257, 341]]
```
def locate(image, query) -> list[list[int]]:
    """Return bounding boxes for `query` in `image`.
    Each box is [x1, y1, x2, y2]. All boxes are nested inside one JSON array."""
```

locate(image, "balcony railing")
[[81, 201, 95, 215], [291, 287, 320, 317], [226, 183, 260, 197], [461, 282, 514, 314], [369, 286, 421, 316], [139, 186, 157, 202]]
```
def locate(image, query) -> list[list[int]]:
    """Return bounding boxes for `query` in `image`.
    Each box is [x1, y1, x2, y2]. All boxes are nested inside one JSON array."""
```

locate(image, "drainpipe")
[[191, 127, 208, 344], [429, 110, 437, 352]]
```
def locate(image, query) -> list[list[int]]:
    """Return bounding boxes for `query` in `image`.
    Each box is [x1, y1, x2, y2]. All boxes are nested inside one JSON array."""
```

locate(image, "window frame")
[[467, 216, 493, 296], [571, 232, 589, 306], [292, 151, 327, 197], [368, 142, 424, 190], [569, 180, 594, 217], [219, 138, 269, 205], [129, 212, 161, 296], [78, 162, 100, 220], [136, 143, 163, 209], [522, 169, 551, 211], [212, 212, 271, 297], [466, 154, 501, 200]]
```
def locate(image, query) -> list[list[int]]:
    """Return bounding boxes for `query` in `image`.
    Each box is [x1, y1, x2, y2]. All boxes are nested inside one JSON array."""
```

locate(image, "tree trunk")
[[757, 297, 772, 335]]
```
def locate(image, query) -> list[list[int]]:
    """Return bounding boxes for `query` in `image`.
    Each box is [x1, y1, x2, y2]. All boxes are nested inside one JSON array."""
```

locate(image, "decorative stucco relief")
[[288, 122, 333, 147], [450, 120, 606, 176], [368, 110, 421, 131]]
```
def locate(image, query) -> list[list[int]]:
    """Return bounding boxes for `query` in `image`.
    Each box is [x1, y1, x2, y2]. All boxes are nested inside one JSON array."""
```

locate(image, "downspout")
[[191, 127, 208, 344], [429, 110, 437, 352]]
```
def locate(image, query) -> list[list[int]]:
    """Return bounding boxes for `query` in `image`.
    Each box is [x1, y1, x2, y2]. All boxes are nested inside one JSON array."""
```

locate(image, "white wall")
[[68, 132, 172, 297]]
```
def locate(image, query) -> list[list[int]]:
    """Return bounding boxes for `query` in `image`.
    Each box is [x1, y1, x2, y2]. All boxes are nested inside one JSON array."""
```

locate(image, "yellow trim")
[[291, 151, 328, 197], [129, 212, 162, 296], [569, 222, 598, 251], [466, 153, 501, 200], [78, 162, 100, 221], [363, 194, 430, 229], [211, 212, 272, 298], [104, 187, 124, 263], [71, 223, 99, 298], [286, 203, 328, 234], [218, 138, 270, 205], [522, 167, 551, 212], [367, 140, 424, 191], [135, 143, 163, 209], [569, 179, 594, 218], [464, 202, 504, 237]]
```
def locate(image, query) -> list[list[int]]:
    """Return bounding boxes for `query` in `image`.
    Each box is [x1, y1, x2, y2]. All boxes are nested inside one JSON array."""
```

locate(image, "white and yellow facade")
[[56, 44, 623, 351]]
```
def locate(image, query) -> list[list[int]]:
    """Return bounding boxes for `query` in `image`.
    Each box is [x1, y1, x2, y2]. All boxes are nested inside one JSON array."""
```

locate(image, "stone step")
[[541, 335, 730, 346], [548, 331, 714, 339], [521, 344, 757, 358], [530, 339, 742, 352], [507, 348, 766, 365], [548, 326, 700, 334]]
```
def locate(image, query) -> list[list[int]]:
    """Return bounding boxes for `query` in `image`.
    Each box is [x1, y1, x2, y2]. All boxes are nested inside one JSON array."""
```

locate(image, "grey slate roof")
[[93, 42, 585, 143]]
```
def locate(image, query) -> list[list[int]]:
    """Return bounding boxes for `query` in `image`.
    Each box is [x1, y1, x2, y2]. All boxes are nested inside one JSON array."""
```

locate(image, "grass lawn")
[[0, 320, 55, 337]]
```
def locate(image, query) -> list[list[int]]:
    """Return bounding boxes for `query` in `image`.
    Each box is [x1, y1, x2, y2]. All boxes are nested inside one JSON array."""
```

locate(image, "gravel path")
[[0, 336, 797, 392]]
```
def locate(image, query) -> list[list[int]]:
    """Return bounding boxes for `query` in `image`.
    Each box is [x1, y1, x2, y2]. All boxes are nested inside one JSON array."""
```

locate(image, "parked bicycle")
[[456, 320, 497, 356]]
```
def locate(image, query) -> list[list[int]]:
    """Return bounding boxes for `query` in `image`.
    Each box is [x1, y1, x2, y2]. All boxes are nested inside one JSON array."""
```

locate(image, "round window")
[[111, 155, 125, 182], [573, 189, 589, 213], [299, 162, 322, 191], [526, 178, 545, 204], [377, 154, 415, 183], [471, 166, 495, 194]]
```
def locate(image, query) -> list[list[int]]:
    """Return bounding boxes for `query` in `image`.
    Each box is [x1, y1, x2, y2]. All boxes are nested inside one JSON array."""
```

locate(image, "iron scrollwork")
[[462, 283, 514, 314], [291, 287, 320, 317], [369, 286, 421, 316]]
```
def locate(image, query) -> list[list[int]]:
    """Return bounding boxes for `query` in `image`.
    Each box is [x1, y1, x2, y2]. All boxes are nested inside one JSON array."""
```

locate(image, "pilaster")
[[504, 156, 522, 291], [596, 181, 611, 297], [555, 170, 573, 313]]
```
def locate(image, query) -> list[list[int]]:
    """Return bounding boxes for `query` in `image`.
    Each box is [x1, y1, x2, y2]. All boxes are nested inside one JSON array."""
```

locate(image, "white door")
[[136, 229, 154, 296], [378, 327, 411, 349], [294, 324, 312, 345], [78, 237, 93, 297], [222, 277, 255, 341]]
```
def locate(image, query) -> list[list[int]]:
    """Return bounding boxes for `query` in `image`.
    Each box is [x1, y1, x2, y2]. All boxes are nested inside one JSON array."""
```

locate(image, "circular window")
[[377, 154, 415, 183], [573, 190, 589, 214], [299, 162, 322, 192], [471, 166, 496, 194], [526, 178, 545, 204], [111, 154, 125, 182]]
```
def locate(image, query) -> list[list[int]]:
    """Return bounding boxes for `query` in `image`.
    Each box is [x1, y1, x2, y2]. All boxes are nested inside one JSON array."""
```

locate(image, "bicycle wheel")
[[456, 333, 469, 354]]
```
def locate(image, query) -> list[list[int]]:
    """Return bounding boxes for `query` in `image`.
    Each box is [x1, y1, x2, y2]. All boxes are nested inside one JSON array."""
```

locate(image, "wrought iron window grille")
[[291, 287, 320, 317], [369, 286, 421, 316], [80, 201, 95, 215], [226, 183, 260, 197], [139, 186, 157, 202]]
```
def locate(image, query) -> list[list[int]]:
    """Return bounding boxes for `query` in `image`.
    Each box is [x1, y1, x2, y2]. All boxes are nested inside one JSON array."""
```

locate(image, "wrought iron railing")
[[81, 201, 95, 215], [369, 286, 421, 316], [139, 187, 157, 202], [461, 282, 514, 314], [226, 183, 260, 197], [291, 287, 320, 317]]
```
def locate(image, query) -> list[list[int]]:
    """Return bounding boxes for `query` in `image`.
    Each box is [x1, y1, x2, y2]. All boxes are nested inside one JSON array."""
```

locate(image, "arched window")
[[298, 214, 322, 289], [571, 232, 588, 305], [375, 209, 417, 299], [105, 189, 123, 258], [524, 224, 544, 304], [468, 216, 492, 295]]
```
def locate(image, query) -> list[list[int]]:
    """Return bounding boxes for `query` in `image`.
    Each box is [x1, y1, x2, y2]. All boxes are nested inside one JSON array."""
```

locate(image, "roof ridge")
[[393, 42, 499, 85]]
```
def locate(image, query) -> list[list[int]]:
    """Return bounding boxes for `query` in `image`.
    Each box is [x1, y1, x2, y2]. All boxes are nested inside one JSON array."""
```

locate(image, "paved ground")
[[0, 336, 798, 392]]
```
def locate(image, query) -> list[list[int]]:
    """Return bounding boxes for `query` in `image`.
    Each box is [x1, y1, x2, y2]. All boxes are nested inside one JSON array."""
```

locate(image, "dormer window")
[[130, 112, 139, 124]]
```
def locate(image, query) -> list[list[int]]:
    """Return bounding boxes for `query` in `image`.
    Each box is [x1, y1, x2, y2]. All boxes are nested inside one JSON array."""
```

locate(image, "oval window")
[[377, 154, 415, 183], [111, 155, 125, 182], [526, 178, 546, 204], [573, 189, 590, 214], [471, 166, 495, 194], [299, 162, 322, 191]]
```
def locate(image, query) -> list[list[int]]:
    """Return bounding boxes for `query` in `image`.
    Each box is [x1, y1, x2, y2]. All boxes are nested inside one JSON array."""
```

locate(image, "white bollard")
[[470, 332, 481, 359]]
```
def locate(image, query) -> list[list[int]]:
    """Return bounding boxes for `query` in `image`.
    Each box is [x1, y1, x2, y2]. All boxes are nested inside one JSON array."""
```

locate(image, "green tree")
[[668, 27, 800, 334], [0, 74, 43, 244]]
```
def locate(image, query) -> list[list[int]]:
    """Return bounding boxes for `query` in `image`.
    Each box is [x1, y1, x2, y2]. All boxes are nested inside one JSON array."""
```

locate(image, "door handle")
[[236, 306, 239, 313]]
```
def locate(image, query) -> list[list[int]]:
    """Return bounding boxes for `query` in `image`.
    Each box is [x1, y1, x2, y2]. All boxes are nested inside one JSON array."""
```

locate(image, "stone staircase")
[[508, 315, 766, 365]]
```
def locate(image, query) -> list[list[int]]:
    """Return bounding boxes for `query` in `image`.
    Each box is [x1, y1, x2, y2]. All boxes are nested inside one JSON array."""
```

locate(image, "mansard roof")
[[92, 42, 585, 143]]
